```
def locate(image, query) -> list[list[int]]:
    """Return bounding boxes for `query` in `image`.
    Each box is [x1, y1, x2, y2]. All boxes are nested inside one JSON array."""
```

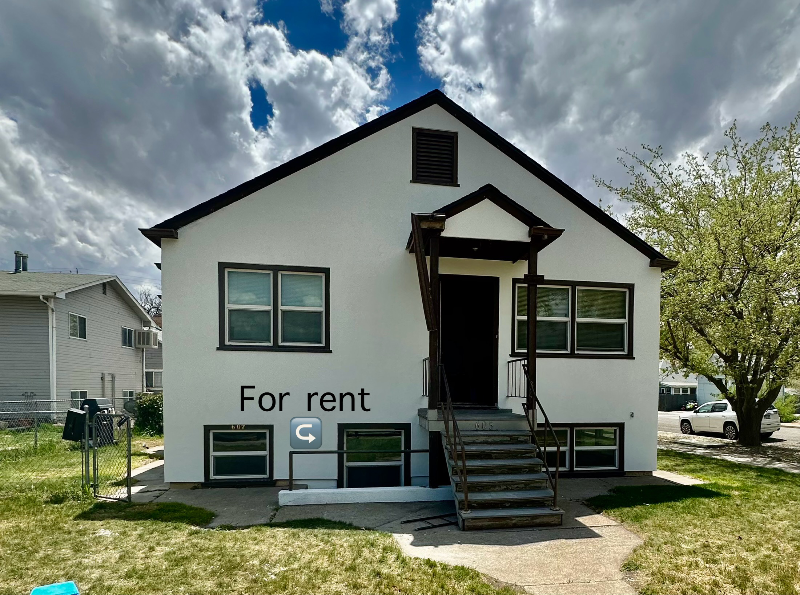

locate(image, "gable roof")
[[0, 271, 155, 325], [140, 90, 676, 270], [434, 183, 552, 228]]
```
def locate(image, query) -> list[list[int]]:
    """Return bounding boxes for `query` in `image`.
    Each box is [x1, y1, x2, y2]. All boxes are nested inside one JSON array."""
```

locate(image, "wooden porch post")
[[526, 242, 539, 418], [428, 230, 441, 410]]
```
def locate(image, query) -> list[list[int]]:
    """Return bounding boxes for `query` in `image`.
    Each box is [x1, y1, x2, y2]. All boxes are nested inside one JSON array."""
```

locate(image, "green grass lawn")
[[0, 434, 512, 595], [589, 450, 800, 595]]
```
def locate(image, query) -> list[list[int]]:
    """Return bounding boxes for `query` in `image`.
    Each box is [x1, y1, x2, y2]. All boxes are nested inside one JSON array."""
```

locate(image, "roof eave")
[[140, 227, 179, 247]]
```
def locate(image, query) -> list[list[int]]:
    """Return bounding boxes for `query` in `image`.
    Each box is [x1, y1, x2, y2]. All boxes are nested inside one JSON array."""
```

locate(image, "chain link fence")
[[0, 397, 134, 500]]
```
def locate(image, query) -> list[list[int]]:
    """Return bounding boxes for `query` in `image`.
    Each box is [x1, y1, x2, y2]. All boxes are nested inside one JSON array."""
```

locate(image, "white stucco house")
[[141, 91, 675, 530]]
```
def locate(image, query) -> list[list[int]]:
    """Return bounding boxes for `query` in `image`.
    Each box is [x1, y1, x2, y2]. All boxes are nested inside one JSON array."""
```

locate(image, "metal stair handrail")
[[437, 364, 470, 511], [520, 362, 560, 510]]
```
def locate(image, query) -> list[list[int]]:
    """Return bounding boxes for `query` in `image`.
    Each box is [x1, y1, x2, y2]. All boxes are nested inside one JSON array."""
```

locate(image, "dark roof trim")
[[139, 90, 674, 269], [434, 183, 551, 228]]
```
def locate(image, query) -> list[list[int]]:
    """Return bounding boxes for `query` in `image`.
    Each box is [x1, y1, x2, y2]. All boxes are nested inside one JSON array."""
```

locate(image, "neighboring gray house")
[[145, 339, 163, 392], [0, 254, 156, 411]]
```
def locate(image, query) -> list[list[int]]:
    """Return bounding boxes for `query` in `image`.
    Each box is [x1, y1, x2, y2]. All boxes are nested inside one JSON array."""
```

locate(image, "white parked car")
[[679, 400, 781, 440]]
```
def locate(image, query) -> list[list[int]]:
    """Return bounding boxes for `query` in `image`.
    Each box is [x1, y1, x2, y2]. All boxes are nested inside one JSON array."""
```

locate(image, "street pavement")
[[658, 411, 800, 445]]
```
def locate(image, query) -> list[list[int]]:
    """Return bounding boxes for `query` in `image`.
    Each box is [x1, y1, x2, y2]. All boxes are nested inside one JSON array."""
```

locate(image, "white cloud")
[[0, 0, 396, 289], [418, 0, 800, 209]]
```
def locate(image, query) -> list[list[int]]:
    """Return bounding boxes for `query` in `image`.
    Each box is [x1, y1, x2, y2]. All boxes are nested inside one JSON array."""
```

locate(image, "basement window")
[[533, 427, 570, 471], [411, 128, 458, 186], [574, 427, 619, 470], [209, 430, 270, 480], [70, 390, 88, 408], [338, 424, 411, 488]]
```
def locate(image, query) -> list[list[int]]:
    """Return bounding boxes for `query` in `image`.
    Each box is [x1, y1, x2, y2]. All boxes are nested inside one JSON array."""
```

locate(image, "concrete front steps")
[[441, 411, 563, 531]]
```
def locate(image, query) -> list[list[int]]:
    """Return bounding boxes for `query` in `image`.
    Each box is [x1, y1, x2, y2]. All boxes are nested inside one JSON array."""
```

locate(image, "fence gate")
[[90, 413, 132, 501]]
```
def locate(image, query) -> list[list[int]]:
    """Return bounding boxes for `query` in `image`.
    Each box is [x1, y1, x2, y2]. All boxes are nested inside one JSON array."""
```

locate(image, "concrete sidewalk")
[[130, 463, 698, 594]]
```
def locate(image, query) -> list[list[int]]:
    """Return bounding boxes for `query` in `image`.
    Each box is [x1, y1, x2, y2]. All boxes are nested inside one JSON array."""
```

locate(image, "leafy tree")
[[138, 287, 162, 318], [599, 113, 800, 446]]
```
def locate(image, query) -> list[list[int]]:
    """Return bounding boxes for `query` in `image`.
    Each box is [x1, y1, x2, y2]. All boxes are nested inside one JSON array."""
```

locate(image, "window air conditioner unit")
[[134, 329, 159, 349]]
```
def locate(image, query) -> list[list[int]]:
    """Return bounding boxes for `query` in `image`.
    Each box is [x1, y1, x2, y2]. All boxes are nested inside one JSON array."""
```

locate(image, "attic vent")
[[412, 128, 458, 186]]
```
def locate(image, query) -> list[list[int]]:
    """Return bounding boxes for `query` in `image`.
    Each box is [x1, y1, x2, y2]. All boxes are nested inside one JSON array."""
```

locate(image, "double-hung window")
[[515, 285, 570, 353], [145, 371, 163, 390], [220, 264, 330, 351], [513, 280, 632, 357], [69, 313, 87, 340], [338, 424, 411, 488], [575, 288, 628, 354]]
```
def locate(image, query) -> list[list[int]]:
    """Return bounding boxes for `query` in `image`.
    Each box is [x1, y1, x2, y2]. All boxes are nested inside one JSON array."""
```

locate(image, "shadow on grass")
[[75, 502, 214, 526], [587, 484, 727, 512], [266, 518, 361, 531]]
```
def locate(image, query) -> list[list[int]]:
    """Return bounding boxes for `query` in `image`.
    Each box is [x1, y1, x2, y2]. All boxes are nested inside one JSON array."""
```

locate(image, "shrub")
[[135, 392, 163, 435], [775, 394, 799, 423]]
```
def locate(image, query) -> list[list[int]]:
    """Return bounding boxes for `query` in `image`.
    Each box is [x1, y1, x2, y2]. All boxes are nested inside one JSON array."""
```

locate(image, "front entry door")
[[439, 275, 499, 407]]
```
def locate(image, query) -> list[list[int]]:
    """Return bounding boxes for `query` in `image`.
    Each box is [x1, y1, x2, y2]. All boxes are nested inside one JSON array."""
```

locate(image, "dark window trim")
[[203, 424, 274, 486], [217, 262, 331, 353], [511, 278, 634, 359], [544, 422, 625, 477], [411, 127, 459, 187], [337, 423, 412, 488]]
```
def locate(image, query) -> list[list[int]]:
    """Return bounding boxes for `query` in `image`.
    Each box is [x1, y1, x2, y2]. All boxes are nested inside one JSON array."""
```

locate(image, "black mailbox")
[[79, 398, 114, 417], [62, 408, 86, 442]]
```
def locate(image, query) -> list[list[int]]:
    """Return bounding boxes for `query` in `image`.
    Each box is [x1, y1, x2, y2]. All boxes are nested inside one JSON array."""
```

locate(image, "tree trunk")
[[736, 408, 762, 446], [733, 384, 764, 447]]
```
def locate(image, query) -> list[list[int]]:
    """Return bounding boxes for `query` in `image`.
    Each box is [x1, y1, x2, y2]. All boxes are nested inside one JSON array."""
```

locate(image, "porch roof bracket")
[[411, 214, 445, 332], [528, 225, 564, 251]]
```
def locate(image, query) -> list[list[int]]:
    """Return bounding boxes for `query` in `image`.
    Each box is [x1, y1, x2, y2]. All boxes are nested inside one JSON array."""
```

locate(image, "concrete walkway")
[[131, 464, 698, 594]]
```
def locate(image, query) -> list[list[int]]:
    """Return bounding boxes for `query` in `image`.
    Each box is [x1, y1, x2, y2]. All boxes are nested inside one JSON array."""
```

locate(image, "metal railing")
[[507, 358, 527, 398], [288, 449, 430, 491], [517, 362, 560, 508], [437, 364, 470, 511]]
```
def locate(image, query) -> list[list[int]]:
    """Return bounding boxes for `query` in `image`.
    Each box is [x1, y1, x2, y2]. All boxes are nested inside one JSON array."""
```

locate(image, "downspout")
[[39, 295, 56, 405]]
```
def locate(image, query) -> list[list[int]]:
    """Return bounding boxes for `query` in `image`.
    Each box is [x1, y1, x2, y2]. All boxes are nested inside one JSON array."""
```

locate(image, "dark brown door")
[[439, 274, 499, 407]]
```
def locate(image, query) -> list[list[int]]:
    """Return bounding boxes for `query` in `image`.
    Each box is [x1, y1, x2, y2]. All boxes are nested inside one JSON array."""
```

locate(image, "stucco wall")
[[160, 104, 661, 484]]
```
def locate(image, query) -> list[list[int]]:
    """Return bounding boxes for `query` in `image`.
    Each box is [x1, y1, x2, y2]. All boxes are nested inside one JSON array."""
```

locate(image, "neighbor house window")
[[121, 327, 135, 348], [69, 313, 87, 340], [575, 288, 628, 353], [145, 371, 163, 390], [209, 429, 270, 480], [411, 128, 458, 186], [70, 390, 88, 408], [574, 427, 619, 470], [512, 280, 632, 357], [515, 285, 570, 353], [220, 263, 330, 352], [121, 390, 135, 401]]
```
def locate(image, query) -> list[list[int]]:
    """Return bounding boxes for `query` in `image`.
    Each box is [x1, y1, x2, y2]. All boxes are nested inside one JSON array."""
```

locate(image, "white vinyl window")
[[70, 390, 88, 408], [534, 428, 570, 471], [344, 429, 404, 488], [209, 430, 269, 479], [145, 371, 163, 390], [515, 285, 570, 353], [121, 327, 135, 348], [574, 427, 619, 470], [575, 288, 628, 354], [225, 269, 273, 345], [279, 272, 325, 346], [69, 313, 87, 340]]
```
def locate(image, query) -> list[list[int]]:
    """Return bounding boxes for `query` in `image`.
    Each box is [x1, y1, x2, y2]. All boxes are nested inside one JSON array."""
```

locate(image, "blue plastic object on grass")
[[31, 581, 79, 595]]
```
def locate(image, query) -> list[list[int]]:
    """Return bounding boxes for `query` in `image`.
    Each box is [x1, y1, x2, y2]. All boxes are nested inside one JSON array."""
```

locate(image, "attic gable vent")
[[412, 128, 458, 186]]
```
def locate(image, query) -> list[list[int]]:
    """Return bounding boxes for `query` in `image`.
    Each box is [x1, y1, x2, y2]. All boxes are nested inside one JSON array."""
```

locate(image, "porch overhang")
[[407, 227, 562, 262]]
